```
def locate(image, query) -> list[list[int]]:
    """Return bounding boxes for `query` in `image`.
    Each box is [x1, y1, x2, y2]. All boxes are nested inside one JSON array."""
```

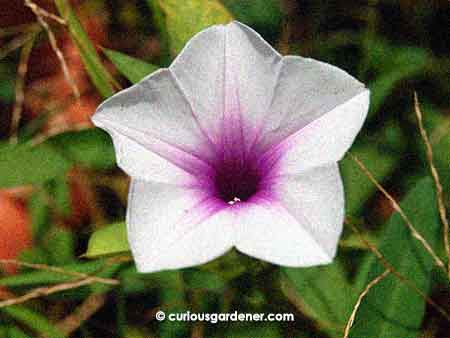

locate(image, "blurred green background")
[[0, 0, 449, 337]]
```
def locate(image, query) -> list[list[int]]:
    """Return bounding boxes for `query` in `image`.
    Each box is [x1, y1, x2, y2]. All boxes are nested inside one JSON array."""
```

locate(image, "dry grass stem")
[[347, 220, 450, 323], [24, 0, 80, 99], [0, 31, 37, 60], [24, 0, 67, 25], [0, 259, 118, 285], [414, 92, 450, 277], [56, 293, 107, 335], [0, 276, 115, 308], [10, 35, 35, 144], [343, 269, 390, 338], [0, 23, 40, 38], [349, 153, 447, 274]]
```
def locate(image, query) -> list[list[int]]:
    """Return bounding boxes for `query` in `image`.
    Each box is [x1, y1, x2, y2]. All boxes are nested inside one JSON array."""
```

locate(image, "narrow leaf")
[[102, 48, 159, 84], [54, 0, 115, 98], [2, 305, 66, 338], [7, 327, 31, 338]]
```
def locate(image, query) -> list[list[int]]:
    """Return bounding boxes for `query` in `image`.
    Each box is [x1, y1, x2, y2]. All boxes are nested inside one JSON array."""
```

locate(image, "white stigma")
[[228, 197, 241, 205]]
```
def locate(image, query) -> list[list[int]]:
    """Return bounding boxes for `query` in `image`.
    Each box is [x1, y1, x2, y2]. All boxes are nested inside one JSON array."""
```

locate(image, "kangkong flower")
[[92, 21, 369, 273]]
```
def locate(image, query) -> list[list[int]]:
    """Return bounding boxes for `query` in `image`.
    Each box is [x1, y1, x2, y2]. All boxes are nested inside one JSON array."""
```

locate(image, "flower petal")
[[170, 21, 282, 148], [127, 179, 235, 273], [265, 90, 369, 176], [256, 56, 367, 152], [235, 164, 343, 267], [92, 69, 215, 184]]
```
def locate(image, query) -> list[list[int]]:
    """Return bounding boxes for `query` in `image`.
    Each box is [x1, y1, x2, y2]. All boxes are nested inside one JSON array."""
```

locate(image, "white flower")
[[92, 21, 369, 273]]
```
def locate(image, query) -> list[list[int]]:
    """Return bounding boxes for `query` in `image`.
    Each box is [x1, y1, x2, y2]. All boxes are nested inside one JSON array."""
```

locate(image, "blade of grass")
[[54, 0, 117, 98], [2, 304, 67, 338], [102, 47, 159, 83]]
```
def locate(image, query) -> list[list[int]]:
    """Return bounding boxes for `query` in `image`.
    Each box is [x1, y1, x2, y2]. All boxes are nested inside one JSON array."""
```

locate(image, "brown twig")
[[24, 0, 80, 99], [349, 153, 447, 274], [343, 269, 390, 338], [10, 34, 35, 143], [347, 220, 450, 323], [56, 293, 107, 335], [0, 259, 118, 285], [0, 276, 116, 308], [414, 92, 450, 278]]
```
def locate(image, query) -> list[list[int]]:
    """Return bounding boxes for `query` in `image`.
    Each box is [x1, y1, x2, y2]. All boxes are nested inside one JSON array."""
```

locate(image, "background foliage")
[[0, 0, 449, 337]]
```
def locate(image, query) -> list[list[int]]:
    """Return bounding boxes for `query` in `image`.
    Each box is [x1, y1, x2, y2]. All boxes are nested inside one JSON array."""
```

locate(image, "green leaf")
[[146, 0, 171, 66], [156, 0, 233, 56], [118, 266, 185, 295], [282, 259, 356, 338], [102, 48, 159, 84], [155, 271, 188, 338], [341, 146, 397, 216], [18, 247, 49, 267], [47, 128, 116, 170], [49, 176, 72, 216], [0, 143, 70, 188], [45, 228, 76, 265], [86, 222, 129, 258], [54, 0, 115, 98], [218, 324, 283, 338], [341, 122, 405, 216], [222, 0, 282, 38], [350, 177, 440, 338], [184, 269, 226, 292], [122, 326, 151, 338], [339, 231, 379, 250], [28, 190, 51, 241], [0, 61, 16, 103], [1, 305, 66, 338], [365, 39, 429, 117], [6, 327, 32, 338]]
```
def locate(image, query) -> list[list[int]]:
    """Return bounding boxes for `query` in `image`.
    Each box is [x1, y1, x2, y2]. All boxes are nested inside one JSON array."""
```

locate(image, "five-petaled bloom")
[[92, 21, 369, 273]]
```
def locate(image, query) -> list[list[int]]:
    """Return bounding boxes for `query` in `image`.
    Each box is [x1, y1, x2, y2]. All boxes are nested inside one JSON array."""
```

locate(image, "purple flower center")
[[185, 98, 283, 207], [213, 156, 262, 203]]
